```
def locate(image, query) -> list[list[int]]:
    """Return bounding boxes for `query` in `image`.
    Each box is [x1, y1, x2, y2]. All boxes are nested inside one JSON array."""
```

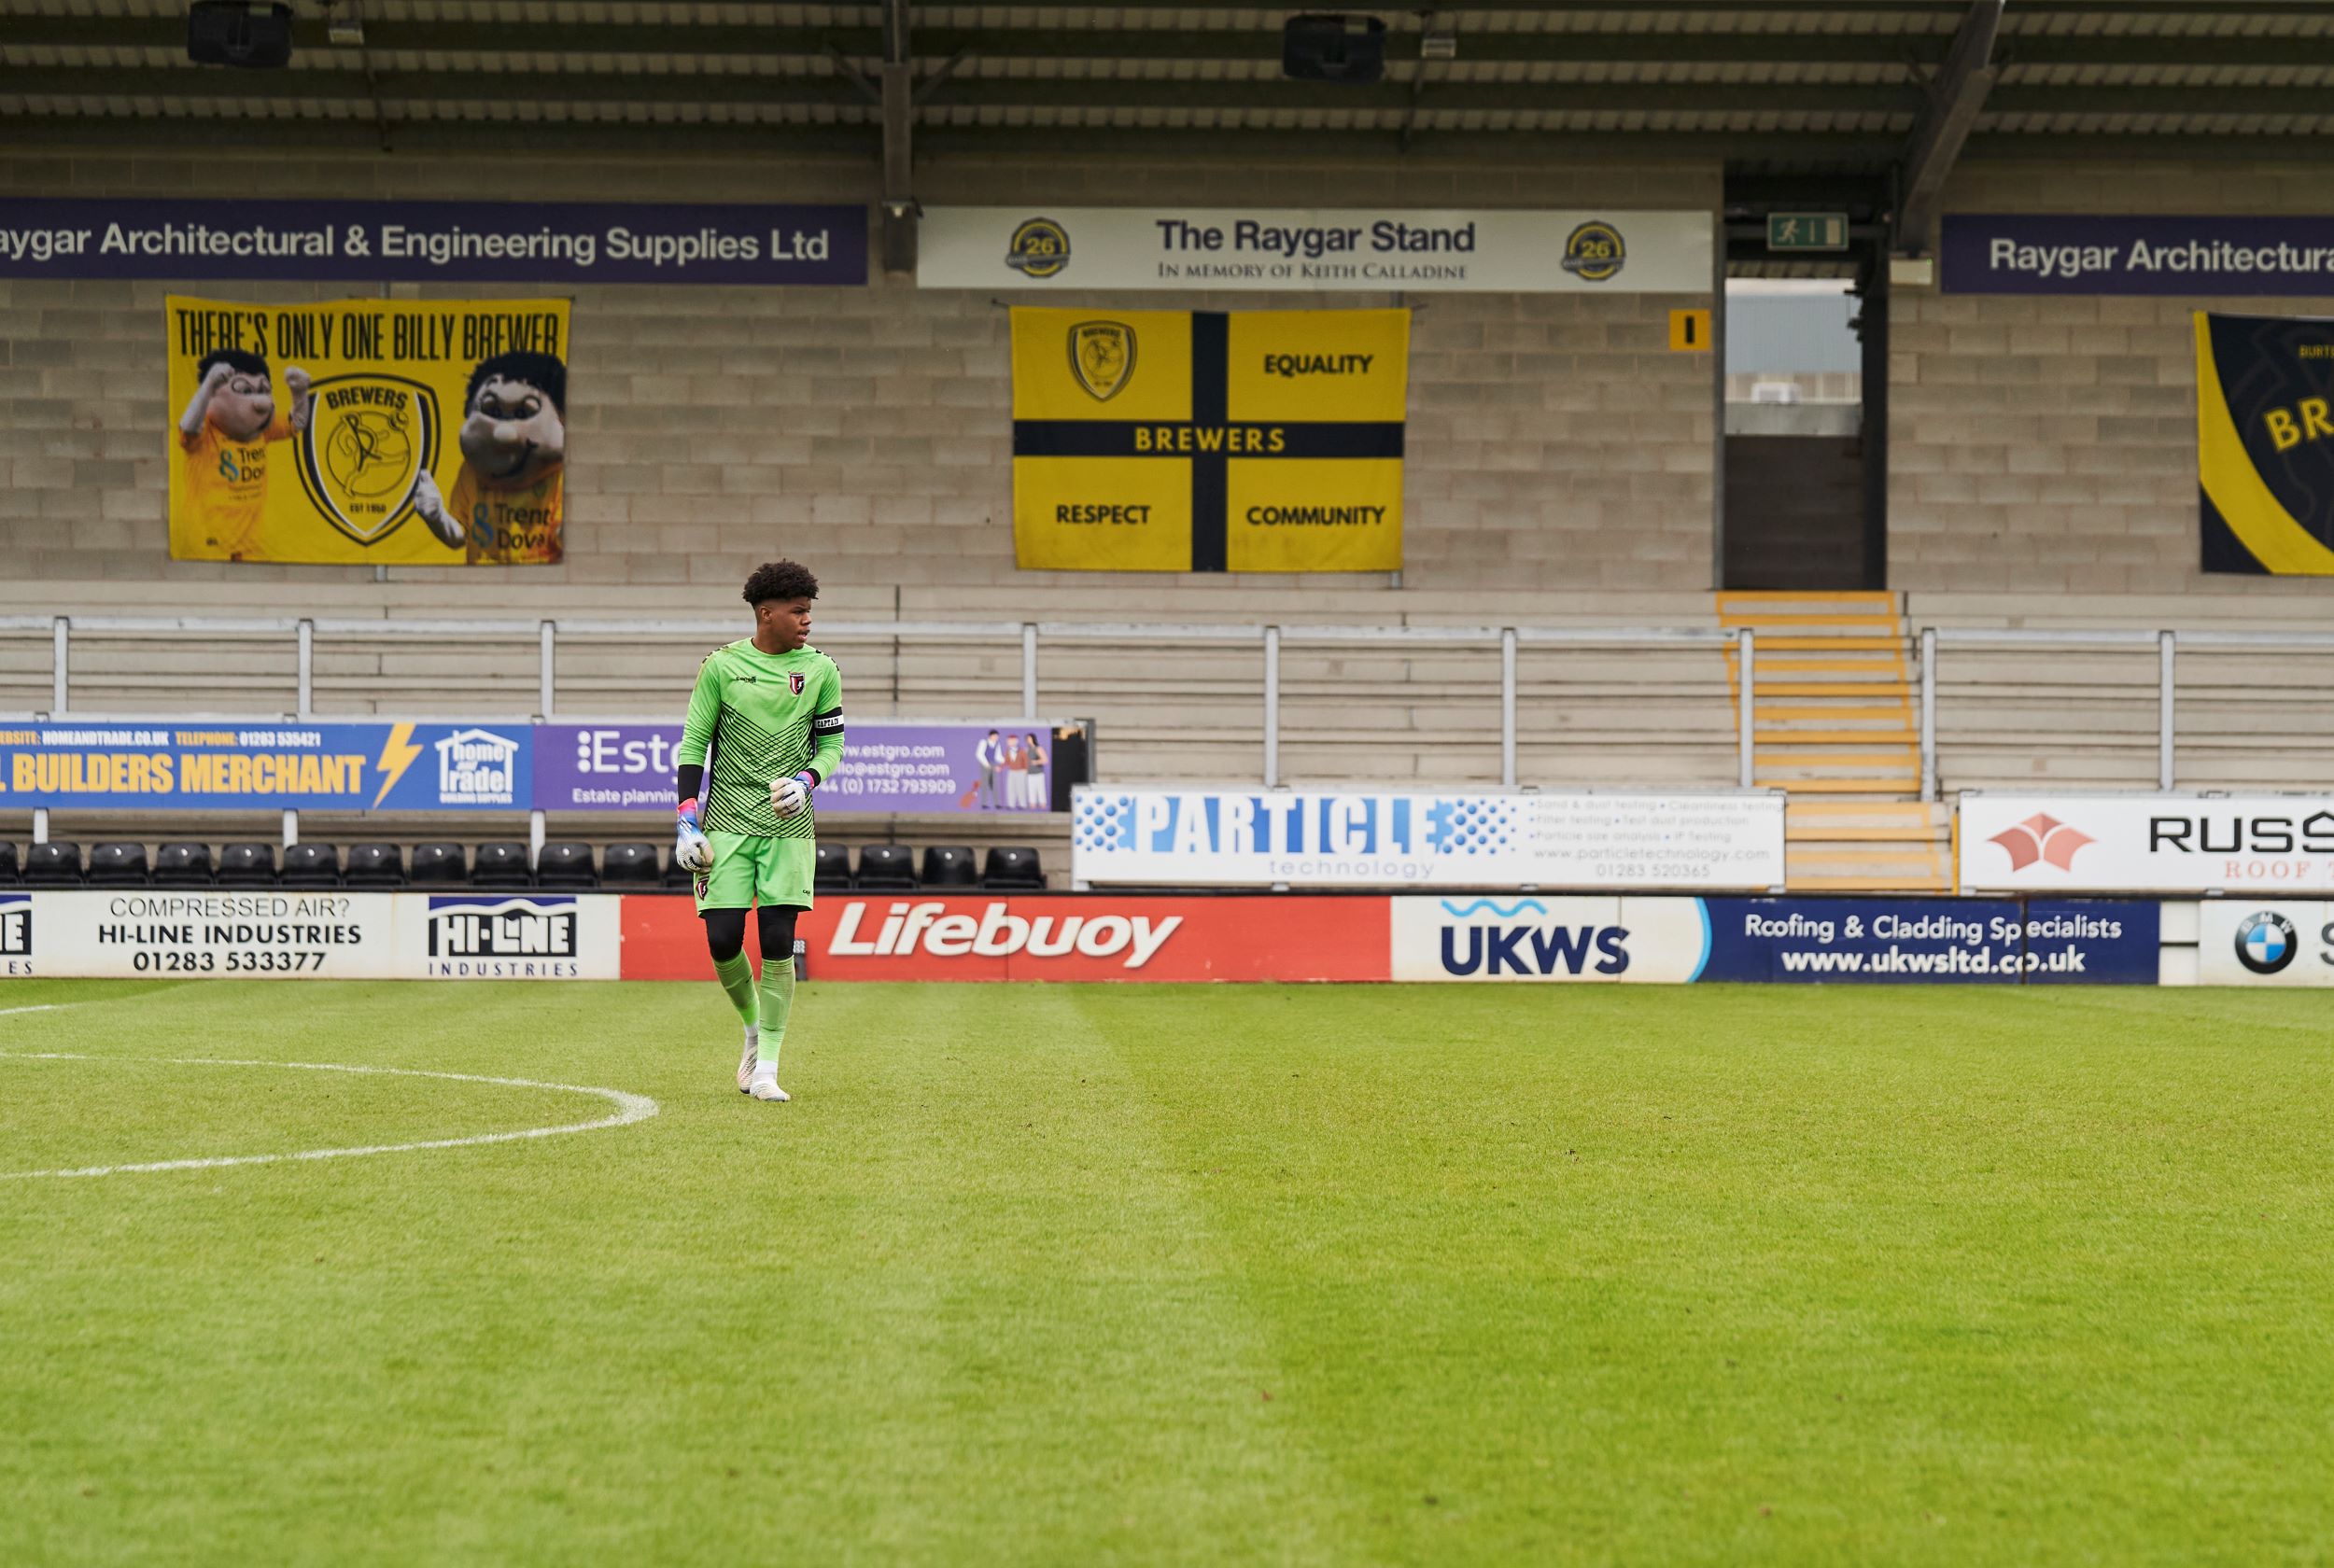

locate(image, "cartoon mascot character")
[[415, 350, 567, 564], [176, 347, 313, 560]]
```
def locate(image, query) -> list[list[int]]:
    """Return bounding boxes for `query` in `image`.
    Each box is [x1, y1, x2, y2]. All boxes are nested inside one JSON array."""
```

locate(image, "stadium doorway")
[[1717, 197, 1891, 591]]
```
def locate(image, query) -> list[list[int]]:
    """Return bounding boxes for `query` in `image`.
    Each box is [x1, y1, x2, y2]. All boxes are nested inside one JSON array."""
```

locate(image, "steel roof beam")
[[1896, 0, 2004, 247]]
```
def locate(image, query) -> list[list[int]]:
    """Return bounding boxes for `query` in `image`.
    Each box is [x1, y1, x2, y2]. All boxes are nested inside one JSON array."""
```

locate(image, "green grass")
[[2, 979, 2331, 1566]]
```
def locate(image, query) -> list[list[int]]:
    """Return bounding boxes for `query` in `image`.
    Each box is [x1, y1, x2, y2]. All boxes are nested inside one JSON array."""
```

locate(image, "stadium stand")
[[344, 844, 406, 888], [471, 844, 533, 889], [152, 842, 213, 887], [24, 843, 82, 887], [279, 845, 341, 890], [410, 844, 469, 888], [87, 842, 147, 889], [981, 848, 1047, 891], [921, 847, 978, 889], [0, 841, 18, 884], [854, 847, 919, 891], [536, 843, 598, 890], [218, 844, 276, 889], [600, 844, 663, 888], [813, 845, 854, 892]]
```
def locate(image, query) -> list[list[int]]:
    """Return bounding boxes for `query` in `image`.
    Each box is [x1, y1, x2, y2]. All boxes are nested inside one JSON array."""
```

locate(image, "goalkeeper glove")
[[674, 800, 714, 874], [771, 772, 816, 819]]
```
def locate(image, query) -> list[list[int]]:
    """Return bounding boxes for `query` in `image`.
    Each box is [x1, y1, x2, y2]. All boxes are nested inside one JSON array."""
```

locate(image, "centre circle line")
[[0, 1053, 659, 1181]]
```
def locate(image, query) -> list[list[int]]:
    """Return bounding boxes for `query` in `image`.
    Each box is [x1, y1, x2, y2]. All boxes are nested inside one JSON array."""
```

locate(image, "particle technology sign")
[[1959, 794, 2334, 893], [1941, 215, 2334, 295], [1071, 787, 1785, 889], [0, 199, 865, 285], [919, 208, 1715, 293]]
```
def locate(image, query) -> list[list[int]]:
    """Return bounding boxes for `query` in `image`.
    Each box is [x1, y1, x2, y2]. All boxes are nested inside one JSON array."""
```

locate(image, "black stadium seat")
[[471, 842, 532, 889], [813, 843, 853, 890], [982, 847, 1046, 889], [343, 842, 406, 887], [152, 842, 214, 886], [279, 843, 340, 889], [409, 842, 468, 886], [661, 851, 696, 891], [921, 846, 977, 887], [87, 842, 150, 888], [855, 845, 918, 890], [24, 842, 83, 886], [0, 842, 19, 884], [536, 842, 597, 889], [217, 842, 276, 888], [600, 843, 661, 887]]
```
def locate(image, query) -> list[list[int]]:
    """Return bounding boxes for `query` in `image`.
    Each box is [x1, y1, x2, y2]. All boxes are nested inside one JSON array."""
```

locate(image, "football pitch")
[[3, 979, 2330, 1566]]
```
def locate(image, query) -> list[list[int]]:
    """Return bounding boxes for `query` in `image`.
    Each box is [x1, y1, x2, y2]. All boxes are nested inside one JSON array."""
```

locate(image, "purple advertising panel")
[[536, 721, 1089, 815], [1943, 214, 2334, 295], [0, 199, 866, 285]]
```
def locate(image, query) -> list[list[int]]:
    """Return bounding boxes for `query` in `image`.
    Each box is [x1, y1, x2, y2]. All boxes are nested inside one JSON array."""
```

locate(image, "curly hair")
[[742, 559, 820, 607]]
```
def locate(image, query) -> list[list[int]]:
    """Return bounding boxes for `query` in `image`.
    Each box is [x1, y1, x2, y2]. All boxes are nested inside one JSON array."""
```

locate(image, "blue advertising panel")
[[0, 199, 866, 285], [1697, 897, 2160, 984], [0, 721, 529, 812], [1942, 214, 2334, 296]]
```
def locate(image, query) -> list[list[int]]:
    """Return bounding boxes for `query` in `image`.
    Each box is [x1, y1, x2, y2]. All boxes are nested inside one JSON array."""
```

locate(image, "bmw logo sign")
[[2234, 911, 2299, 974]]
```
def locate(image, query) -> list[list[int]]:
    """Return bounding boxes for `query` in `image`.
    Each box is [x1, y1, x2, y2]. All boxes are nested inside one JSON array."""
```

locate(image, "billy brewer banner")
[[2194, 311, 2334, 576], [167, 295, 571, 565]]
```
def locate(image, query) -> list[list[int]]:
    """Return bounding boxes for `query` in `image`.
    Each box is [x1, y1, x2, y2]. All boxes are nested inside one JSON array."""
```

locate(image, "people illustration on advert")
[[976, 729, 1004, 807], [1002, 732, 1027, 807], [1022, 731, 1048, 811], [414, 350, 568, 565], [176, 347, 314, 560]]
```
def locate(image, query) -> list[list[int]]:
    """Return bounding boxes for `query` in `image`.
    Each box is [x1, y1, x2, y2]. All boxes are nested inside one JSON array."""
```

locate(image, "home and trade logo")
[[2234, 910, 2299, 974], [435, 728, 520, 805], [1988, 812, 2094, 873]]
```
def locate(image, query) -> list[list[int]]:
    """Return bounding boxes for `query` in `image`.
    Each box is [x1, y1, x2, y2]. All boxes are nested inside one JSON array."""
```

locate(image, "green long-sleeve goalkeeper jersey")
[[681, 640, 845, 838]]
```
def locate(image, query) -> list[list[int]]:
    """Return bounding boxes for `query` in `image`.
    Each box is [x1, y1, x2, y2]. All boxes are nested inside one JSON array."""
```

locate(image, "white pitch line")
[[0, 1004, 64, 1017], [0, 1054, 659, 1181]]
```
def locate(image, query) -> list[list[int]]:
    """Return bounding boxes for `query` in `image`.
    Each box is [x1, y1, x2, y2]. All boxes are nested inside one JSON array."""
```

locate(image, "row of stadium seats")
[[0, 841, 1046, 891]]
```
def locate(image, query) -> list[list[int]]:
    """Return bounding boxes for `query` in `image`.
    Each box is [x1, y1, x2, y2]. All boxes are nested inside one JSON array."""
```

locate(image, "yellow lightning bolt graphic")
[[373, 721, 423, 808]]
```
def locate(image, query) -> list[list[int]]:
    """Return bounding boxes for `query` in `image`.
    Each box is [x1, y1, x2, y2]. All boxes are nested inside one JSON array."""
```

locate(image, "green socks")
[[712, 951, 758, 1029], [755, 956, 795, 1072]]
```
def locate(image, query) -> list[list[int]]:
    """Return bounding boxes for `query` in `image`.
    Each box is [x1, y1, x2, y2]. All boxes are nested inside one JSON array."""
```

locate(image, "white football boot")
[[749, 1066, 789, 1103], [737, 1024, 759, 1094]]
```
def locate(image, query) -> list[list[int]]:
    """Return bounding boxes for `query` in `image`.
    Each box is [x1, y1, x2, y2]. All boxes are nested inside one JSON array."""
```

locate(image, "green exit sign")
[[1766, 212, 1849, 252]]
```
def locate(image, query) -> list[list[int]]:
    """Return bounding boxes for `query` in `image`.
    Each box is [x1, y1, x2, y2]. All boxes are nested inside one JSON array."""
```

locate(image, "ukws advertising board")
[[0, 892, 618, 979], [1960, 794, 2334, 893], [1389, 896, 2161, 984], [919, 207, 1714, 292], [1072, 788, 1785, 890], [2195, 900, 2334, 987]]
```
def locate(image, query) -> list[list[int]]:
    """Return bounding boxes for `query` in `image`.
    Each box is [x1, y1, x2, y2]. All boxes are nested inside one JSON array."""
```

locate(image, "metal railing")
[[1916, 625, 2334, 802], [3, 613, 1763, 796]]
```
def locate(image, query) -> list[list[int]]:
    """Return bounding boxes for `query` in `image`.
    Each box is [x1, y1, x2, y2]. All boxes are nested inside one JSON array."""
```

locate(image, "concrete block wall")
[[1893, 161, 2334, 597], [0, 146, 1719, 611]]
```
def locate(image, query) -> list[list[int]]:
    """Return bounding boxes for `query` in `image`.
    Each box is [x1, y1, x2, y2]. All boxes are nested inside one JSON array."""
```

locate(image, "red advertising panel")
[[620, 893, 1389, 982]]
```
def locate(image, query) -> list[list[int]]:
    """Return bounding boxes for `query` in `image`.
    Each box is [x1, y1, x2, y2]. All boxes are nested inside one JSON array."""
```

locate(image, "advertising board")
[[620, 892, 1388, 983], [1072, 788, 1785, 890], [1960, 794, 2334, 893], [2195, 899, 2334, 987]]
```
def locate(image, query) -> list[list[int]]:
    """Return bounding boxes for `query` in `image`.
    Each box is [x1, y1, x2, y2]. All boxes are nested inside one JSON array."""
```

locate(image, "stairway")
[[1717, 590, 1950, 892]]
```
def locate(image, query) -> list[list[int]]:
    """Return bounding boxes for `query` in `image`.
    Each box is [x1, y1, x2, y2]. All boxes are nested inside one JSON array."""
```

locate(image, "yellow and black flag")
[[1011, 306, 1408, 572], [2197, 311, 2334, 575]]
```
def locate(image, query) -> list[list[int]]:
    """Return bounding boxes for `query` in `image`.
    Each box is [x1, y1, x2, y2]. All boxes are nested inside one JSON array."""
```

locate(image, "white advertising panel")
[[394, 892, 623, 980], [919, 207, 1715, 293], [1072, 788, 1785, 889], [1389, 895, 1710, 983], [0, 892, 622, 980], [1960, 794, 2334, 893], [8, 890, 400, 979], [2195, 899, 2334, 987]]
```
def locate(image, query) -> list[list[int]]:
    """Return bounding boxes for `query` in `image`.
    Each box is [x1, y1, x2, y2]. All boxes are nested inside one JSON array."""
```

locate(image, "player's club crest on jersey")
[[1069, 321, 1136, 401], [788, 672, 807, 694], [293, 373, 441, 545]]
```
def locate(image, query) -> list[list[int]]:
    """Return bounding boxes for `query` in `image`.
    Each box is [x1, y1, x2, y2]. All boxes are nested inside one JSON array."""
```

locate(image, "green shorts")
[[693, 832, 815, 912]]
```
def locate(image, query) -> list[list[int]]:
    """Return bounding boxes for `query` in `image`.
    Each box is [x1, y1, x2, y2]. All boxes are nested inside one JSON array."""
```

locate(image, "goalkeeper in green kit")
[[673, 560, 844, 1103]]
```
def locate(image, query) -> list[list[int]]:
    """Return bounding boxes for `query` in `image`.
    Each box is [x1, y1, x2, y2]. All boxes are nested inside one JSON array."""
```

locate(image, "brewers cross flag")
[[1010, 306, 1409, 572]]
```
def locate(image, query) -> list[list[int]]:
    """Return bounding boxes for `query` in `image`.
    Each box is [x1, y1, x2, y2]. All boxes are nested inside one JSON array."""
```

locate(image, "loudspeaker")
[[1282, 14, 1386, 84], [187, 2, 296, 68]]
